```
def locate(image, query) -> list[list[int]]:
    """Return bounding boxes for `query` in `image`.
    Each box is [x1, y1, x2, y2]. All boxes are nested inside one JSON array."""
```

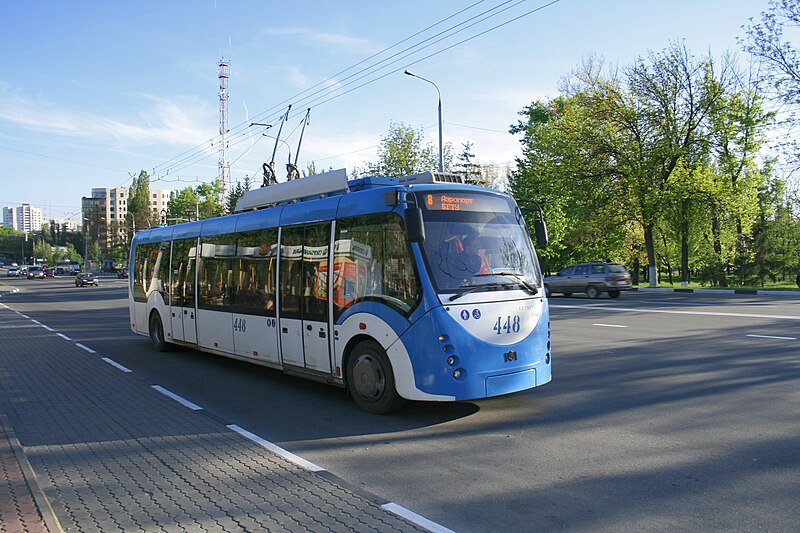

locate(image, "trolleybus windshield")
[[417, 191, 542, 293]]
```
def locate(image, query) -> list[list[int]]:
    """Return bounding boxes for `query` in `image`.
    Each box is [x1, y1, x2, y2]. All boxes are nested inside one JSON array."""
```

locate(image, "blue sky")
[[0, 0, 772, 221]]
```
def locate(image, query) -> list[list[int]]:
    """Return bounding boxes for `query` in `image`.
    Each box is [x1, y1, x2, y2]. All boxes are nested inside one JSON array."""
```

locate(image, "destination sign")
[[423, 192, 511, 213]]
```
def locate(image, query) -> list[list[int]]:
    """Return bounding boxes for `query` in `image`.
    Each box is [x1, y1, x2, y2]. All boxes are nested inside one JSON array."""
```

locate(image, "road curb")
[[0, 413, 64, 533]]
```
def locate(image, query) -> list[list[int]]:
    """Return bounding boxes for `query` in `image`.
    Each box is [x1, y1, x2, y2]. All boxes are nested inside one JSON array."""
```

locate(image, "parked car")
[[75, 272, 99, 287], [27, 266, 45, 279], [544, 262, 632, 298], [117, 268, 128, 279], [6, 267, 20, 277]]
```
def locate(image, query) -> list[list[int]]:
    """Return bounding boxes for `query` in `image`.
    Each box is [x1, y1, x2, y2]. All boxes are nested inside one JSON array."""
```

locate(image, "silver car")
[[544, 262, 632, 298]]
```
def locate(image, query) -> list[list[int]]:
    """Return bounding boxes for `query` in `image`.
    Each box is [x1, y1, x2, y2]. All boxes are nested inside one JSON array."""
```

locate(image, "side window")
[[559, 266, 574, 276], [279, 226, 304, 318], [591, 264, 606, 274], [334, 213, 421, 318], [156, 242, 171, 302], [231, 228, 278, 316], [302, 223, 331, 322], [197, 234, 236, 310], [169, 238, 196, 307], [133, 242, 156, 302], [574, 265, 590, 276]]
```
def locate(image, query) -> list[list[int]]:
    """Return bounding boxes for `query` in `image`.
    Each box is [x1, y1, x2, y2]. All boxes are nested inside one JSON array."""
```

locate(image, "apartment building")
[[2, 203, 44, 233], [82, 186, 170, 250]]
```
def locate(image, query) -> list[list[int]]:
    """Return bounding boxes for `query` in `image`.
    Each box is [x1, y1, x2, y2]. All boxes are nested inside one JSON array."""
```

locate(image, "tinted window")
[[231, 228, 278, 316], [197, 234, 236, 310], [133, 242, 163, 303], [334, 214, 420, 318], [591, 264, 606, 274], [169, 238, 196, 307], [279, 226, 304, 318], [559, 266, 574, 276], [574, 265, 590, 276], [608, 264, 628, 273]]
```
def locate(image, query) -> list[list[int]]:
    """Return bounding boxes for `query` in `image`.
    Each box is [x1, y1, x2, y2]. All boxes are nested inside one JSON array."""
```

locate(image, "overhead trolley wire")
[[151, 0, 561, 182]]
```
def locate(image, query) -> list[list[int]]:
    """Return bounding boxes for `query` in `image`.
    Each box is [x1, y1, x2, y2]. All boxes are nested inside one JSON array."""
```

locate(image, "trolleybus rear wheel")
[[346, 340, 404, 414], [149, 312, 169, 352]]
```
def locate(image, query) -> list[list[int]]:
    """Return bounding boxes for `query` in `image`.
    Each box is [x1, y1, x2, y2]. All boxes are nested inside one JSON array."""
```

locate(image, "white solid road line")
[[381, 502, 456, 533], [592, 323, 627, 328], [746, 334, 797, 340], [226, 424, 325, 472], [151, 385, 203, 410], [551, 304, 800, 320], [102, 357, 133, 372]]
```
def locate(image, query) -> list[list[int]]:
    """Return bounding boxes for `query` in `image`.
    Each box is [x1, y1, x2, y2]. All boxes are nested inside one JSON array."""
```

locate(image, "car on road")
[[75, 272, 99, 287], [544, 262, 632, 298], [6, 267, 20, 277], [117, 268, 128, 279], [27, 266, 46, 279]]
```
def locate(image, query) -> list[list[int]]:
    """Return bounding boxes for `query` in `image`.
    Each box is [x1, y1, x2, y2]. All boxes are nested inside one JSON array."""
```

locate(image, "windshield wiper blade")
[[473, 272, 539, 295], [448, 282, 508, 302]]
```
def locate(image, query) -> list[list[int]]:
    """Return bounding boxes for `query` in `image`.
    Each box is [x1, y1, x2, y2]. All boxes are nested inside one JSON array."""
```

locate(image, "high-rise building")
[[81, 186, 170, 252], [2, 204, 44, 232]]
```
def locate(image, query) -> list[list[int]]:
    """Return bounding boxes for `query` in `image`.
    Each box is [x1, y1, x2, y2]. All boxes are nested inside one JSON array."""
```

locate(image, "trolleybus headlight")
[[438, 334, 448, 342], [443, 344, 454, 353], [545, 353, 551, 364], [453, 368, 466, 380], [447, 355, 458, 366]]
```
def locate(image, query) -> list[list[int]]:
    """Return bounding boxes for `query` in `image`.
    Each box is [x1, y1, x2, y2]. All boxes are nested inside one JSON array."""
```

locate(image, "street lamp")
[[404, 69, 443, 172]]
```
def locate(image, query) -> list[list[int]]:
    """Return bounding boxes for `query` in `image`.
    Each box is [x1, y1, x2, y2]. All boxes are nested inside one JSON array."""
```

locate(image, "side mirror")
[[533, 219, 548, 248], [405, 207, 425, 243]]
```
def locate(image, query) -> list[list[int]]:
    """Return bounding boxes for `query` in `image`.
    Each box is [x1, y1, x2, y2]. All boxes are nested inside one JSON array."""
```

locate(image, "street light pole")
[[404, 69, 443, 172]]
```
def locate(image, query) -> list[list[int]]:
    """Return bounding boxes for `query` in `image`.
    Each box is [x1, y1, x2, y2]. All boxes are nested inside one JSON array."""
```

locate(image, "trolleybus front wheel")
[[346, 340, 405, 414], [149, 312, 170, 352]]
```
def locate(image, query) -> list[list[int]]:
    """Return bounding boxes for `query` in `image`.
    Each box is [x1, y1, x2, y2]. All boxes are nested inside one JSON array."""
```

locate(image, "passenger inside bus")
[[436, 230, 486, 285]]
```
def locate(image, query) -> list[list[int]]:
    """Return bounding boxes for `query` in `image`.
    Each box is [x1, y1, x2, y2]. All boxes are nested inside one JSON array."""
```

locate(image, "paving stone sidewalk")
[[0, 306, 429, 532]]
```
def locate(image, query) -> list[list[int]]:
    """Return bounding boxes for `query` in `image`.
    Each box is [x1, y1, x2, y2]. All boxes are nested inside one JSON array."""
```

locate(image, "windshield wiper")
[[448, 282, 509, 302], [472, 272, 539, 295]]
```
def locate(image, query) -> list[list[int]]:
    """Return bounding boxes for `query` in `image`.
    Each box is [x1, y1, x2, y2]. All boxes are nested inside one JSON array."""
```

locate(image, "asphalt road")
[[3, 273, 799, 532]]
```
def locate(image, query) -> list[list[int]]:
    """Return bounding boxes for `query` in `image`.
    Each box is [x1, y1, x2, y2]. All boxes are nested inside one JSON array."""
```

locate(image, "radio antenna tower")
[[218, 57, 230, 197]]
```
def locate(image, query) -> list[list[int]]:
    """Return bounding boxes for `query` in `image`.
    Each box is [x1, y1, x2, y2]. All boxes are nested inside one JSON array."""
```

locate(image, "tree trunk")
[[644, 223, 658, 287], [680, 200, 690, 287], [710, 204, 728, 287]]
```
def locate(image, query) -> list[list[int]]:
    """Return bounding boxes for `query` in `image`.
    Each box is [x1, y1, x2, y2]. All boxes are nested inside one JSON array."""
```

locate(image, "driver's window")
[[560, 266, 574, 276]]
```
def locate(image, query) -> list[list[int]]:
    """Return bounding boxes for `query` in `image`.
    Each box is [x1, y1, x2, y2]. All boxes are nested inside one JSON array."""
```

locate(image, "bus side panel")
[[232, 312, 279, 364], [334, 312, 453, 401], [132, 301, 148, 335], [197, 309, 234, 353]]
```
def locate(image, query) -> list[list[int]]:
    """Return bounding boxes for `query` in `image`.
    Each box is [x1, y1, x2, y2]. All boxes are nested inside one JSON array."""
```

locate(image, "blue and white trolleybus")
[[128, 169, 551, 413]]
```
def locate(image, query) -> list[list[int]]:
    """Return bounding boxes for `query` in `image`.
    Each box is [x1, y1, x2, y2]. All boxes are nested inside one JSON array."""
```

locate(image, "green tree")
[[127, 170, 155, 234], [366, 122, 452, 177], [742, 0, 800, 169], [225, 175, 253, 215], [196, 180, 226, 219]]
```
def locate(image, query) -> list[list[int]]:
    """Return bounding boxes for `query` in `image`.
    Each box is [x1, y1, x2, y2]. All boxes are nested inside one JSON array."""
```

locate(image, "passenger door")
[[176, 239, 198, 345], [278, 224, 332, 372]]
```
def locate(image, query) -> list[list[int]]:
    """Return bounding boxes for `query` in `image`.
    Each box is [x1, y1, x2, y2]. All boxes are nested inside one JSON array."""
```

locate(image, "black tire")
[[346, 340, 404, 414], [562, 292, 572, 297], [149, 312, 170, 352], [608, 290, 621, 298], [544, 284, 552, 298], [586, 285, 600, 299]]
